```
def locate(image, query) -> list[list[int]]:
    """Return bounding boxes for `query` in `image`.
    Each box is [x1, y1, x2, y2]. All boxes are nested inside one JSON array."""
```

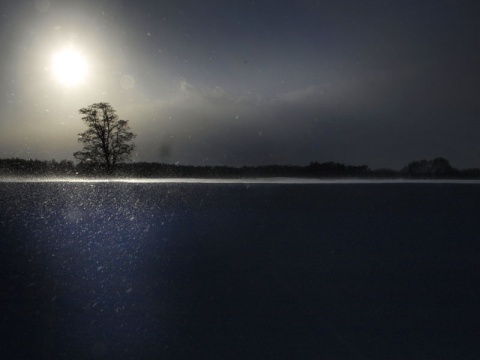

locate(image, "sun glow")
[[52, 48, 88, 87]]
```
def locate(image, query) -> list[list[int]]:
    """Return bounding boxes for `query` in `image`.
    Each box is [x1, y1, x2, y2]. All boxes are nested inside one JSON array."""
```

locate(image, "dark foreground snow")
[[1, 182, 480, 359]]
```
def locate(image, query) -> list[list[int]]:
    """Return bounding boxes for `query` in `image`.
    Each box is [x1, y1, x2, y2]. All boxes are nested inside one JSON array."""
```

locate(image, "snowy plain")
[[1, 180, 480, 359]]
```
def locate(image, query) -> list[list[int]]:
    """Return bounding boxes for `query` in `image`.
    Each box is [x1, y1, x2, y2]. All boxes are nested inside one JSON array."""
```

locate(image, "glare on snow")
[[1, 177, 480, 184]]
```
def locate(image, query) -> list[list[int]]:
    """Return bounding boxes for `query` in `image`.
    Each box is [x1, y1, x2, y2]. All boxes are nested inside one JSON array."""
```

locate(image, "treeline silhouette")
[[1, 157, 480, 179]]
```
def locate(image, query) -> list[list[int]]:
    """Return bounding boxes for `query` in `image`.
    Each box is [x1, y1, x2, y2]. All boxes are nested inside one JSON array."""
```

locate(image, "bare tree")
[[74, 102, 136, 173]]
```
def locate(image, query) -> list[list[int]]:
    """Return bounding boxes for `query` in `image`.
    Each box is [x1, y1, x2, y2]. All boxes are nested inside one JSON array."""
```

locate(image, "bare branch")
[[74, 102, 136, 173]]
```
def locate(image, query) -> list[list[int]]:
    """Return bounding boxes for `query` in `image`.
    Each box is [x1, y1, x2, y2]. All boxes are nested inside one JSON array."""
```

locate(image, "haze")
[[1, 0, 479, 169]]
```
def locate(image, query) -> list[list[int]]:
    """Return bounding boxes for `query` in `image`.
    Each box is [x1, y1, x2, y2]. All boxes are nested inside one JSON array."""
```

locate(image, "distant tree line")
[[5, 103, 474, 179], [5, 102, 467, 179], [2, 156, 480, 179], [0, 158, 76, 176]]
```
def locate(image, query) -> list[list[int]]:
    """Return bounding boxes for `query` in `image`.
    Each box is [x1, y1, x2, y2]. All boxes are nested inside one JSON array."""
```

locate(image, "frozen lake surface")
[[1, 181, 480, 359]]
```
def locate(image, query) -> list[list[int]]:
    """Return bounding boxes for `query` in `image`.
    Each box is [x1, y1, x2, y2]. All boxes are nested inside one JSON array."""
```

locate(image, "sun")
[[51, 48, 88, 87]]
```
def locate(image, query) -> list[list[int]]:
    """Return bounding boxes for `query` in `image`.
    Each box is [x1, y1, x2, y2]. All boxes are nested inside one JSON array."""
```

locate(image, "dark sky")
[[1, 0, 479, 169]]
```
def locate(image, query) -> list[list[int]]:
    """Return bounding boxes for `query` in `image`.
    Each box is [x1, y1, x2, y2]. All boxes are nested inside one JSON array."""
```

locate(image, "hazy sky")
[[1, 0, 479, 169]]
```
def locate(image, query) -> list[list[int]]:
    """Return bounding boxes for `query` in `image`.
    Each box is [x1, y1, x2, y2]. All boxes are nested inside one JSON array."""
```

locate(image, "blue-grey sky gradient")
[[1, 0, 479, 168]]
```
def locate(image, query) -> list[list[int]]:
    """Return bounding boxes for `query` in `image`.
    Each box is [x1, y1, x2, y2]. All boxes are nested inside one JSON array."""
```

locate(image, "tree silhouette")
[[403, 157, 455, 177], [74, 102, 136, 173]]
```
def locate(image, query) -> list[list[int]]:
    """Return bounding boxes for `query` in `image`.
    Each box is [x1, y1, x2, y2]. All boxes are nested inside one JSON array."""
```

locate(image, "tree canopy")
[[74, 102, 136, 173]]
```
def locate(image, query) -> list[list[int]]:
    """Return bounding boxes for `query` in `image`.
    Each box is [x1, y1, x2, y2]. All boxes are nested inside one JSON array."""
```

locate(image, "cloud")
[[4, 67, 477, 169], [120, 70, 480, 169], [121, 80, 368, 166]]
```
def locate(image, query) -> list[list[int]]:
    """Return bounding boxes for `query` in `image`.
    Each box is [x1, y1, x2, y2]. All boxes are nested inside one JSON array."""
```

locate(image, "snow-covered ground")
[[1, 182, 479, 359]]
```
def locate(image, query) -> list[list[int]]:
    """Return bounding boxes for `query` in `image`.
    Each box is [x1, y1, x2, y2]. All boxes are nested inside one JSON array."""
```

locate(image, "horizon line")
[[2, 177, 480, 184]]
